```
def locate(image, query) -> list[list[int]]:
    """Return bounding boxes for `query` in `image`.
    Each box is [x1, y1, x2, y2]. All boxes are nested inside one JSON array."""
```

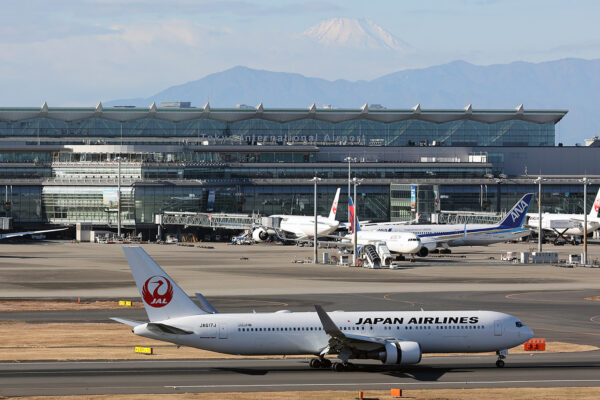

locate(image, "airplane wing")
[[315, 305, 398, 354], [0, 227, 68, 240]]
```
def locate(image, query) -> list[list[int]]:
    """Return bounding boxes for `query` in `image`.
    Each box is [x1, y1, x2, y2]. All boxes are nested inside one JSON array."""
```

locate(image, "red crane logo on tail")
[[594, 197, 600, 213], [142, 275, 173, 308]]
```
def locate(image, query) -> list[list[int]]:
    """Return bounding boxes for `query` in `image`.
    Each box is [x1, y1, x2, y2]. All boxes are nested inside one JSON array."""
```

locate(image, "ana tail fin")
[[589, 188, 600, 219], [498, 193, 534, 228], [328, 188, 341, 220], [122, 246, 204, 321]]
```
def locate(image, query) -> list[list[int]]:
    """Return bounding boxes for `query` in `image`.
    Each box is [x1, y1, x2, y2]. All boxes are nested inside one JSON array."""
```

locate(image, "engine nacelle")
[[252, 228, 269, 242], [417, 246, 429, 257], [381, 341, 422, 365]]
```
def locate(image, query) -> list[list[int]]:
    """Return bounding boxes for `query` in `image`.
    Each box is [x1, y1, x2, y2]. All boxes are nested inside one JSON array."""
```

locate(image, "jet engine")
[[380, 341, 422, 365], [416, 246, 429, 257], [252, 227, 269, 242]]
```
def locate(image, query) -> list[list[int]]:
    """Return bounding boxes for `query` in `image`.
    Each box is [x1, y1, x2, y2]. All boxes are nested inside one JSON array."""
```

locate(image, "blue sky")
[[1, 0, 599, 105]]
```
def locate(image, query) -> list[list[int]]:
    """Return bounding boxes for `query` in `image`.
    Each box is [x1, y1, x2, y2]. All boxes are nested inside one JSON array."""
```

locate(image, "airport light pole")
[[352, 177, 363, 266], [117, 155, 121, 238], [312, 176, 322, 264], [534, 176, 545, 252], [344, 156, 357, 226], [580, 177, 589, 264]]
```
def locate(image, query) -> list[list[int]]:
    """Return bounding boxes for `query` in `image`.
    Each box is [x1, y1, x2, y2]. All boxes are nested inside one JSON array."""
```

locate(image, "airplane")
[[252, 188, 341, 242], [525, 188, 600, 238], [1, 227, 67, 240], [360, 193, 534, 254], [112, 246, 534, 371], [341, 197, 426, 257]]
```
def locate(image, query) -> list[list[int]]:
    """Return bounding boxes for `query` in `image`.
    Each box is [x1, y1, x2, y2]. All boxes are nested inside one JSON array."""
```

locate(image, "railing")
[[161, 212, 261, 230]]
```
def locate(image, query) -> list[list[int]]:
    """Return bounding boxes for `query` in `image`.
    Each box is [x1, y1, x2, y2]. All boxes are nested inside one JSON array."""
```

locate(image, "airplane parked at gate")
[[252, 188, 341, 242], [113, 247, 534, 371], [525, 188, 600, 238], [339, 197, 425, 257], [361, 193, 534, 253]]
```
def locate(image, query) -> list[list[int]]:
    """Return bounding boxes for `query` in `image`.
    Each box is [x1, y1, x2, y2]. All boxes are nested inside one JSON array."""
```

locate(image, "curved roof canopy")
[[0, 103, 567, 125]]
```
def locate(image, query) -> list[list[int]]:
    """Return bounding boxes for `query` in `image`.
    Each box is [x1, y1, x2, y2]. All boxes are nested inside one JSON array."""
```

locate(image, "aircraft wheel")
[[320, 358, 332, 369], [332, 362, 346, 372], [496, 359, 505, 368], [309, 359, 322, 369]]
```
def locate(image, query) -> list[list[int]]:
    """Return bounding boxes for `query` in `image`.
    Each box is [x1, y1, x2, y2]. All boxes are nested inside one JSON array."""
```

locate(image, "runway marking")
[[166, 379, 600, 389], [505, 291, 583, 303]]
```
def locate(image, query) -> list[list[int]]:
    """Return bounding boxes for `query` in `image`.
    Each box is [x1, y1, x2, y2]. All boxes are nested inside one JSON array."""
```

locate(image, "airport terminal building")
[[0, 102, 598, 235]]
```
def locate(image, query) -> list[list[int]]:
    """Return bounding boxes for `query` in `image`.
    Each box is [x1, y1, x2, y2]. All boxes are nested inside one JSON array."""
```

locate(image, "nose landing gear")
[[496, 349, 507, 368]]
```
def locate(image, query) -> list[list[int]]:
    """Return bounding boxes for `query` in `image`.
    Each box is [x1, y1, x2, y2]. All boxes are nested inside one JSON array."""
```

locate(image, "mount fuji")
[[302, 18, 409, 51]]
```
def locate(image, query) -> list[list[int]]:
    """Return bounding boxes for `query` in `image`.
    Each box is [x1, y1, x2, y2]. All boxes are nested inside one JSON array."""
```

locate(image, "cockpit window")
[[515, 321, 523, 328]]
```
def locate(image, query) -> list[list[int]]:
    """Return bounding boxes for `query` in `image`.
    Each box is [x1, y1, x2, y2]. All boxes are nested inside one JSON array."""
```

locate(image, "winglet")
[[314, 305, 344, 338]]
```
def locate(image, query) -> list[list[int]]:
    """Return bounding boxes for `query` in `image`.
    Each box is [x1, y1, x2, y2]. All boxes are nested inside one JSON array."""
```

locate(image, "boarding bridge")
[[156, 212, 261, 230], [438, 210, 503, 225]]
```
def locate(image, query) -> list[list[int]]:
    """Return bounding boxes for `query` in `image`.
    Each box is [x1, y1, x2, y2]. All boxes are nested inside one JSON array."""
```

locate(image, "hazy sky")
[[1, 0, 599, 105]]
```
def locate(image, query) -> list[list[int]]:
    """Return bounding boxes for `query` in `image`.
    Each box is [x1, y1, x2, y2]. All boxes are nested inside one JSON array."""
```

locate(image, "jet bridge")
[[156, 212, 262, 230]]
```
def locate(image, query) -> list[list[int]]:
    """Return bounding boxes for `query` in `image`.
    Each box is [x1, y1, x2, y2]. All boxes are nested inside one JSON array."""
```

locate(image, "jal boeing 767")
[[112, 247, 534, 371]]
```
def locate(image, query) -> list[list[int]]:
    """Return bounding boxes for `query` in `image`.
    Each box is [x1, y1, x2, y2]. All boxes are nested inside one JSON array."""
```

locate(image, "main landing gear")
[[309, 357, 332, 369], [496, 349, 507, 368], [309, 358, 356, 371]]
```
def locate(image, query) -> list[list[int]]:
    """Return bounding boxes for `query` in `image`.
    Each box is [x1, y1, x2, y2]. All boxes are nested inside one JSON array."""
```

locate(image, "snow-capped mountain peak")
[[302, 18, 408, 51]]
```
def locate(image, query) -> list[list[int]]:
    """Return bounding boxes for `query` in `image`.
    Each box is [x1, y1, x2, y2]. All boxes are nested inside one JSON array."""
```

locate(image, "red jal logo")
[[142, 275, 173, 308], [594, 198, 600, 213]]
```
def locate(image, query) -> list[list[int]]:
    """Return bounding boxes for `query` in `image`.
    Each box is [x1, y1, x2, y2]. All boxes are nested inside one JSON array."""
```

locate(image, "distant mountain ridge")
[[106, 58, 600, 144]]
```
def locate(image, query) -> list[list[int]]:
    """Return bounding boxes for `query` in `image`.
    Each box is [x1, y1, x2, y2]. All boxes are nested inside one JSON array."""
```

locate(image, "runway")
[[1, 353, 599, 396], [1, 242, 599, 396], [3, 289, 599, 346]]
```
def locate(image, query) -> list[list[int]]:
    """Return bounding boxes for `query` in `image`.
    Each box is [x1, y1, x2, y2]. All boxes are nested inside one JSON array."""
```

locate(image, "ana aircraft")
[[361, 193, 534, 253], [252, 188, 341, 242], [113, 246, 534, 371], [525, 188, 600, 237]]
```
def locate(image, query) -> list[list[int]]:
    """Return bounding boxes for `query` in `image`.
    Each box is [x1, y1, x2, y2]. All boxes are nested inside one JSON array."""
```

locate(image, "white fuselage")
[[342, 231, 422, 254], [525, 213, 600, 236], [133, 310, 532, 356], [362, 223, 530, 247], [272, 215, 340, 238]]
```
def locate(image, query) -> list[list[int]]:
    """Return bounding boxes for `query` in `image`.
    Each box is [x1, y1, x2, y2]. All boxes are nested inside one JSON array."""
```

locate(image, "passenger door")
[[219, 324, 228, 339], [494, 320, 503, 336]]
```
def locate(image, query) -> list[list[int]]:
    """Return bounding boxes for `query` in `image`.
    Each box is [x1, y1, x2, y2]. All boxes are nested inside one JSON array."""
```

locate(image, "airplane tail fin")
[[589, 188, 600, 219], [122, 246, 204, 322], [498, 193, 534, 228], [348, 196, 361, 233], [328, 188, 341, 220]]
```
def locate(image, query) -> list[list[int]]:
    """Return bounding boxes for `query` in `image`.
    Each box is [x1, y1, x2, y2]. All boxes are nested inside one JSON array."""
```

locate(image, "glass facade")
[[0, 186, 43, 223], [0, 115, 556, 147], [440, 184, 600, 214], [42, 186, 135, 225], [0, 107, 574, 229]]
